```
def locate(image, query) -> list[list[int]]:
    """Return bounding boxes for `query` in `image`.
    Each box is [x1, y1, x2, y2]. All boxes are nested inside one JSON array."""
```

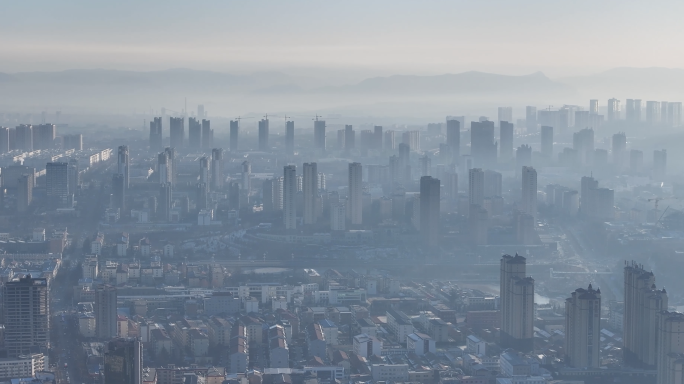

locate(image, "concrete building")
[[656, 311, 684, 384], [348, 162, 363, 225], [211, 148, 224, 190], [303, 163, 318, 225], [500, 121, 514, 160], [149, 117, 163, 152], [540, 126, 553, 159], [471, 120, 497, 167], [469, 168, 485, 215], [283, 165, 297, 230], [313, 120, 325, 152], [258, 118, 269, 151], [169, 117, 184, 148], [607, 98, 621, 121], [521, 166, 537, 221], [419, 176, 440, 246], [46, 162, 69, 209], [104, 338, 142, 384], [229, 120, 239, 152], [3, 275, 49, 357], [500, 254, 534, 352], [565, 284, 601, 368], [95, 284, 118, 340]]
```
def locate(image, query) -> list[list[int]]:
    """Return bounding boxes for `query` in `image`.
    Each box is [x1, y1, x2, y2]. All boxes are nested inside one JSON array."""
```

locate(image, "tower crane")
[[648, 196, 680, 212]]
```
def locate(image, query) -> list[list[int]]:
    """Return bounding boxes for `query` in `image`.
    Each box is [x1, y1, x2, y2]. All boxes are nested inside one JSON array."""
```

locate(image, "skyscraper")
[[500, 254, 535, 352], [68, 158, 80, 198], [626, 99, 642, 122], [384, 130, 395, 150], [303, 163, 318, 225], [468, 168, 485, 211], [656, 311, 684, 384], [565, 284, 601, 368], [646, 101, 660, 124], [196, 182, 208, 210], [118, 145, 129, 189], [258, 118, 269, 151], [521, 166, 537, 221], [623, 262, 668, 369], [0, 126, 9, 153], [283, 165, 297, 230], [498, 107, 513, 124], [286, 121, 295, 155], [112, 174, 126, 213], [573, 128, 595, 165], [158, 152, 171, 185], [607, 98, 620, 121], [201, 119, 213, 149], [330, 195, 346, 231], [95, 284, 118, 339], [17, 174, 33, 213], [348, 162, 363, 225], [314, 120, 326, 152], [149, 117, 163, 152], [419, 156, 431, 177], [589, 99, 599, 115], [470, 120, 497, 167], [446, 118, 460, 160], [580, 176, 598, 215], [541, 126, 553, 159], [158, 183, 172, 222], [525, 106, 537, 132], [654, 149, 667, 181], [241, 161, 251, 191], [211, 148, 224, 190], [169, 117, 184, 148], [272, 176, 283, 211], [104, 338, 143, 384], [345, 125, 355, 150], [46, 162, 69, 209], [373, 126, 383, 149], [3, 275, 49, 357], [499, 121, 514, 160], [516, 145, 532, 170], [199, 156, 210, 188], [419, 176, 440, 246], [165, 147, 176, 186], [33, 124, 55, 150], [612, 132, 627, 170], [188, 117, 202, 149], [229, 120, 239, 152], [15, 124, 33, 152]]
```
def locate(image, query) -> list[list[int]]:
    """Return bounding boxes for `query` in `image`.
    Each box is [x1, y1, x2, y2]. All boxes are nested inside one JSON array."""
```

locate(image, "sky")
[[3, 1, 684, 78]]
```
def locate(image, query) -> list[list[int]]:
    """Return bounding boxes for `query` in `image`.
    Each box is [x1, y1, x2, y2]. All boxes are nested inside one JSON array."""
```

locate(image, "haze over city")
[[1, 2, 684, 384]]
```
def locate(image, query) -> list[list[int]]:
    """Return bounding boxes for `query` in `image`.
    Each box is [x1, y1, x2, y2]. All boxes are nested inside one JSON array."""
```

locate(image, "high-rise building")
[[589, 99, 599, 115], [158, 183, 172, 222], [4, 275, 49, 358], [348, 162, 363, 225], [158, 152, 171, 185], [654, 149, 667, 181], [521, 166, 537, 221], [580, 176, 598, 215], [565, 284, 601, 368], [68, 158, 80, 198], [419, 176, 440, 246], [169, 117, 184, 148], [525, 106, 537, 132], [196, 182, 208, 210], [104, 338, 143, 384], [626, 99, 642, 122], [17, 174, 33, 213], [469, 204, 488, 245], [211, 149, 224, 190], [541, 126, 553, 159], [330, 196, 346, 231], [470, 121, 497, 167], [285, 121, 295, 155], [241, 161, 251, 191], [516, 145, 532, 170], [623, 262, 668, 369], [64, 133, 83, 151], [446, 118, 460, 160], [283, 165, 297, 230], [499, 121, 514, 160], [468, 168, 485, 214], [607, 98, 620, 121], [498, 107, 513, 124], [483, 170, 502, 198], [384, 130, 395, 150], [0, 126, 9, 153], [95, 284, 118, 339], [573, 128, 595, 165], [229, 121, 239, 152], [201, 119, 213, 150], [46, 162, 69, 209], [149, 117, 162, 152], [118, 145, 129, 189], [656, 311, 684, 384], [630, 149, 644, 174], [646, 101, 660, 124], [112, 174, 126, 213], [515, 212, 535, 245], [15, 124, 33, 152], [345, 125, 355, 150], [199, 156, 210, 188], [612, 132, 627, 170], [258, 118, 269, 151], [373, 126, 383, 149], [402, 130, 420, 152], [667, 102, 683, 127], [500, 254, 535, 352], [419, 156, 431, 177], [272, 176, 283, 211], [188, 117, 202, 149], [313, 120, 326, 152], [33, 124, 55, 150], [303, 163, 318, 225]]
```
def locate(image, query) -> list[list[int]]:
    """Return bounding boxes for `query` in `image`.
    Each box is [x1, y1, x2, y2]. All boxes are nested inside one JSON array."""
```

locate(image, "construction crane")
[[648, 197, 680, 212], [233, 116, 255, 127]]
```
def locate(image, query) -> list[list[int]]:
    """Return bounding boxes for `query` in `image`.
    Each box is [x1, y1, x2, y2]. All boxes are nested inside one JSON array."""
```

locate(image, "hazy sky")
[[3, 0, 684, 77]]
